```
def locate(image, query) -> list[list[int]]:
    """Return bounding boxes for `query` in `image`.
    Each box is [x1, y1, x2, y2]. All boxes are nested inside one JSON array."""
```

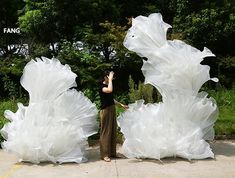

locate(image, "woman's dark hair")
[[98, 70, 110, 84], [102, 70, 110, 78]]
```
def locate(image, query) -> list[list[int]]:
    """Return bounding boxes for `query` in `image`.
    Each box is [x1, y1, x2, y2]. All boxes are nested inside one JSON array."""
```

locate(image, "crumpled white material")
[[1, 57, 98, 163], [118, 13, 218, 160]]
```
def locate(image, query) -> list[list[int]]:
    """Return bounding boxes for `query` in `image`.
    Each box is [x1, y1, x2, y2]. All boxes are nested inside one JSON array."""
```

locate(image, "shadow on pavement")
[[211, 141, 235, 157]]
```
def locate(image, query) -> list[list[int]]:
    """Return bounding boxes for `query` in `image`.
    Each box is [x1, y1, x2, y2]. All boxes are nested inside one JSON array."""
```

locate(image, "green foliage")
[[214, 107, 235, 135], [217, 56, 235, 87], [207, 86, 235, 135], [128, 76, 158, 104], [18, 0, 58, 43], [207, 86, 235, 111], [172, 1, 235, 54], [0, 99, 19, 146], [206, 86, 235, 135], [83, 89, 101, 109], [99, 21, 128, 59], [19, 10, 44, 34], [29, 43, 51, 58], [114, 92, 129, 105], [79, 21, 129, 65], [2, 75, 18, 100], [0, 56, 28, 99], [218, 56, 235, 69], [0, 57, 27, 76], [76, 21, 142, 93], [168, 1, 235, 88], [57, 39, 111, 89]]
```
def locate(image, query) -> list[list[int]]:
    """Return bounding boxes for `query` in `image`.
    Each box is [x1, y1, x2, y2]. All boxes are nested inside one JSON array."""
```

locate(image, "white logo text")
[[3, 28, 20, 34]]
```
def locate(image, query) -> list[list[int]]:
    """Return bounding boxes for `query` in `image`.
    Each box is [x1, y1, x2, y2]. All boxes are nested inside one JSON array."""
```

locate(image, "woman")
[[99, 71, 128, 162]]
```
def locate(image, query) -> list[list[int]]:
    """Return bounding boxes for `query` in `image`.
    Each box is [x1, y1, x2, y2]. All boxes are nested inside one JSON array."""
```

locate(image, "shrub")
[[128, 76, 161, 104]]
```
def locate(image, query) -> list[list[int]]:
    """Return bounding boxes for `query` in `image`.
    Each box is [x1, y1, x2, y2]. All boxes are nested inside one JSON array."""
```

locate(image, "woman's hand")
[[108, 71, 114, 80], [115, 100, 129, 110], [121, 104, 129, 110]]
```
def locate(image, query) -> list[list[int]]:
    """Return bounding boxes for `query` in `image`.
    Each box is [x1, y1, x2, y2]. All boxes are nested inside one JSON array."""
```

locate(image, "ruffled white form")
[[1, 57, 98, 163], [118, 13, 218, 160]]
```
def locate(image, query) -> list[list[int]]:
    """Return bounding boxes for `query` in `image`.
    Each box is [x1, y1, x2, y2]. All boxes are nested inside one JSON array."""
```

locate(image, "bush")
[[128, 76, 161, 104], [83, 88, 101, 109], [0, 56, 28, 99]]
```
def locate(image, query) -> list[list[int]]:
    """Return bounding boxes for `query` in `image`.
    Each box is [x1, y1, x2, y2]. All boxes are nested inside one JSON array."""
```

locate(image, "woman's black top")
[[99, 83, 114, 109]]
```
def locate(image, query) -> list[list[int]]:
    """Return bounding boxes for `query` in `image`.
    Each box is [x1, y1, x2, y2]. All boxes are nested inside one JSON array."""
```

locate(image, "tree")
[[172, 0, 235, 55]]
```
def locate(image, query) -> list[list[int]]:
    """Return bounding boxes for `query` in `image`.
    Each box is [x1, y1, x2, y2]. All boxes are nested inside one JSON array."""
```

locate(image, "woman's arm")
[[114, 99, 129, 109], [102, 71, 114, 93]]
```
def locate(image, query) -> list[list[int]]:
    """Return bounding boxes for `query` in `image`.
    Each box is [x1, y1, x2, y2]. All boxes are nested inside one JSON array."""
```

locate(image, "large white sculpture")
[[1, 57, 98, 163], [118, 13, 218, 160]]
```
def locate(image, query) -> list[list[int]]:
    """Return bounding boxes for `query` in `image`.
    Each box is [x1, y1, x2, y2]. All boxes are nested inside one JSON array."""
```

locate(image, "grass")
[[0, 100, 17, 144], [0, 99, 19, 126], [213, 107, 235, 136], [206, 86, 235, 136]]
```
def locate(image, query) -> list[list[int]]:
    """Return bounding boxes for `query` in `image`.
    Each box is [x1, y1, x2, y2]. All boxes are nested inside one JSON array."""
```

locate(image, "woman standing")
[[99, 71, 128, 162]]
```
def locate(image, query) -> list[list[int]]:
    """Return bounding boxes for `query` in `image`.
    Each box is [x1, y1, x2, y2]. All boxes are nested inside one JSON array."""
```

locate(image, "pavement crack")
[[114, 159, 119, 178]]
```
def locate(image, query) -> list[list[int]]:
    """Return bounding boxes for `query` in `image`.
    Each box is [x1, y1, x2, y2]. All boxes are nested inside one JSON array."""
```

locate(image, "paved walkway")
[[1, 140, 235, 178]]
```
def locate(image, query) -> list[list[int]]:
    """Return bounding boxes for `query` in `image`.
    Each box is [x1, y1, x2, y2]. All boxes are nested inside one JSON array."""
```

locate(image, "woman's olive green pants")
[[99, 105, 117, 159]]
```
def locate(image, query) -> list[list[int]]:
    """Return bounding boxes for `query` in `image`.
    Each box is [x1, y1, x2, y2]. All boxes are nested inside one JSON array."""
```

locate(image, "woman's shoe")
[[103, 157, 111, 162]]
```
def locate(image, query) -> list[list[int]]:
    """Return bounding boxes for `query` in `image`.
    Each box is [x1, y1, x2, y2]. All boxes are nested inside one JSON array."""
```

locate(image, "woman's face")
[[104, 76, 109, 83]]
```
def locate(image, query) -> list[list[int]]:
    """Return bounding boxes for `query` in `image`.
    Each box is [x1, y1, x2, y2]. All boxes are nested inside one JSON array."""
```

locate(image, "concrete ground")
[[1, 140, 235, 178]]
